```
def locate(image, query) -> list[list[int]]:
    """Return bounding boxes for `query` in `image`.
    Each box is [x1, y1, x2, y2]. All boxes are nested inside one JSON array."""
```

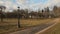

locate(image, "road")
[[10, 18, 59, 34]]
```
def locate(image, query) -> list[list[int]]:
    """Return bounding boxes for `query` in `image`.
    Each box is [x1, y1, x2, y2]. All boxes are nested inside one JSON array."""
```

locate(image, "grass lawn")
[[0, 18, 54, 34], [41, 18, 60, 34]]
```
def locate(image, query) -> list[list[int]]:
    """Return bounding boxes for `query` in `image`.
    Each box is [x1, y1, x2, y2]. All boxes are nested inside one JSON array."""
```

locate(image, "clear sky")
[[0, 0, 60, 11]]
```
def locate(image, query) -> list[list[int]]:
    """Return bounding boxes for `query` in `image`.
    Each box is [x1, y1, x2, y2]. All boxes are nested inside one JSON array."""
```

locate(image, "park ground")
[[0, 18, 54, 34], [0, 18, 60, 34], [40, 18, 60, 34]]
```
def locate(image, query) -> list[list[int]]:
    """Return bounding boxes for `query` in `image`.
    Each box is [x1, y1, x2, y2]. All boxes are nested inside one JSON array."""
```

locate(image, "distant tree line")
[[0, 5, 60, 19]]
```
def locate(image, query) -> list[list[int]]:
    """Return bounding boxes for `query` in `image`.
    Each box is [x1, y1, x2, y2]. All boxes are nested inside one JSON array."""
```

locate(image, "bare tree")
[[24, 9, 29, 19], [0, 5, 6, 22], [53, 6, 58, 17]]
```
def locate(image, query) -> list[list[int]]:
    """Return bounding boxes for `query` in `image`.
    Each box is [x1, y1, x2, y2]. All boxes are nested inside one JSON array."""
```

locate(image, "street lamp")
[[17, 6, 21, 28]]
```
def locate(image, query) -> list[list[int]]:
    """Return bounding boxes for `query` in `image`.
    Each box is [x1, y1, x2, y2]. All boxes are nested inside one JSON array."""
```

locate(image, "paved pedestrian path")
[[10, 18, 59, 34]]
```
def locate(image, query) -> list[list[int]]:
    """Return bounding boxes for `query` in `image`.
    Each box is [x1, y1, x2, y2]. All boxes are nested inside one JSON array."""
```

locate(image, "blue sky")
[[0, 0, 60, 11]]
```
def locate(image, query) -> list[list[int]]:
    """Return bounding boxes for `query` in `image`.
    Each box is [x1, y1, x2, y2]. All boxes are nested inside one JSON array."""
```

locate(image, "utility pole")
[[17, 6, 20, 28]]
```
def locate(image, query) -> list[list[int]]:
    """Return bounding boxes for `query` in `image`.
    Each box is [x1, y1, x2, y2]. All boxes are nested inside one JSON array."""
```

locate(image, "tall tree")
[[53, 6, 58, 17], [24, 9, 29, 18], [0, 5, 6, 22], [45, 7, 50, 18]]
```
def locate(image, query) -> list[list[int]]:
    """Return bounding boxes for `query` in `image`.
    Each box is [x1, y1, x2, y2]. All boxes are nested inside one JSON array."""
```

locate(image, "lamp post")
[[17, 6, 20, 28]]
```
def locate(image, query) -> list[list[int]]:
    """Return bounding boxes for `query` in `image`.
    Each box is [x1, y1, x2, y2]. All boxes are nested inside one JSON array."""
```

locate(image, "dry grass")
[[0, 18, 53, 34], [20, 19, 53, 26]]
